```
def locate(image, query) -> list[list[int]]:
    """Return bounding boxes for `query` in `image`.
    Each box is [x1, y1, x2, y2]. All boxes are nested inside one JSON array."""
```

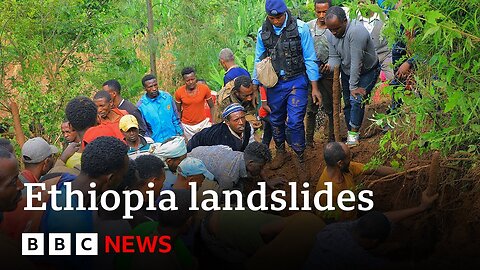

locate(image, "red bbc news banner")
[[104, 235, 171, 254]]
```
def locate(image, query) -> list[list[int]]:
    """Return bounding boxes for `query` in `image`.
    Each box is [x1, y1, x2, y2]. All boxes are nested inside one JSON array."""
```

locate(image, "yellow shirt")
[[65, 152, 82, 169], [315, 162, 365, 221]]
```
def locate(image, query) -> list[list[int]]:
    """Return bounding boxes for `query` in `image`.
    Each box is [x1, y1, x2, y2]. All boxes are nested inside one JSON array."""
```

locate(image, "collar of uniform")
[[225, 65, 239, 74], [272, 12, 289, 34], [142, 91, 167, 104]]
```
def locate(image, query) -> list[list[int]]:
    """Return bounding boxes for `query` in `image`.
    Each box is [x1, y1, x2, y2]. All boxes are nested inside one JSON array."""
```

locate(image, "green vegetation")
[[349, 0, 480, 160], [1, 0, 478, 161]]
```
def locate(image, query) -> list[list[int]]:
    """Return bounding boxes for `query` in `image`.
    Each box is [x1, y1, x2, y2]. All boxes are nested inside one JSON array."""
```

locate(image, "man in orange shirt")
[[174, 67, 215, 140], [316, 142, 397, 221]]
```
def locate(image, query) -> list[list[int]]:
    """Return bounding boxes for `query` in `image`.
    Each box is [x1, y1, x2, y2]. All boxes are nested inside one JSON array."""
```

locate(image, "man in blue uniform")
[[253, 0, 321, 181]]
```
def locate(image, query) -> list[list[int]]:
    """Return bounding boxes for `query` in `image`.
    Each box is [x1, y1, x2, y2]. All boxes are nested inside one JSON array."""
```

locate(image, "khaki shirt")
[[217, 92, 258, 123]]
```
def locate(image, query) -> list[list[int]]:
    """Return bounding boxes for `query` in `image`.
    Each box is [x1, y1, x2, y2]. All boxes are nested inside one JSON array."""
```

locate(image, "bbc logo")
[[22, 233, 98, 255]]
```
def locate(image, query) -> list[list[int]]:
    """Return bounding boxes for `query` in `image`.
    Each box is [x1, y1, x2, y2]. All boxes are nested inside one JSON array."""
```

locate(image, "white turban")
[[150, 136, 187, 160]]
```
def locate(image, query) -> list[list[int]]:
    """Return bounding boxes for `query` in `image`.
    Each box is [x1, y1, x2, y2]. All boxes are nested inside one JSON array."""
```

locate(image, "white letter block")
[[22, 233, 44, 255], [76, 233, 98, 255], [49, 233, 71, 255]]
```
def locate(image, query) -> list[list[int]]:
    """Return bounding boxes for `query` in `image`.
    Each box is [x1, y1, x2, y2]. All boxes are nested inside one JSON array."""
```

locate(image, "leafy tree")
[[349, 0, 479, 158], [1, 0, 117, 142]]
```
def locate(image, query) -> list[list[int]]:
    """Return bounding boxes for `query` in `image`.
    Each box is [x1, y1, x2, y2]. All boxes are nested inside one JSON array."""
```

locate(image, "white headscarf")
[[150, 136, 187, 161]]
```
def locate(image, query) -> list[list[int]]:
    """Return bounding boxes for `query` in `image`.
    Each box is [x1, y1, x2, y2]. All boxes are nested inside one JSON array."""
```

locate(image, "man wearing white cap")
[[150, 136, 188, 189], [20, 137, 58, 184]]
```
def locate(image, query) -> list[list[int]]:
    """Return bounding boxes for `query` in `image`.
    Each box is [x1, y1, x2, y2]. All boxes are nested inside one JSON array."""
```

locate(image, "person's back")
[[224, 66, 250, 86], [303, 220, 383, 270], [304, 192, 439, 270], [37, 172, 95, 269], [83, 121, 125, 147], [316, 161, 364, 220], [41, 173, 93, 234], [189, 145, 246, 190], [218, 47, 251, 86], [129, 189, 198, 270], [40, 137, 129, 269], [202, 209, 283, 263], [120, 221, 193, 270]]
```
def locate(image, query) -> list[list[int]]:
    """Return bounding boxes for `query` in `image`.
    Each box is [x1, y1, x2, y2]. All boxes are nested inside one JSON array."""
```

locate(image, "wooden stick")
[[440, 165, 463, 171], [427, 151, 441, 196], [367, 165, 430, 188], [10, 100, 26, 147], [332, 65, 341, 142]]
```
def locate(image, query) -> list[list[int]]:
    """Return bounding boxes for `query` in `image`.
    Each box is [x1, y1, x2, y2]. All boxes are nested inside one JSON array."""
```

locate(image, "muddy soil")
[[254, 101, 480, 268]]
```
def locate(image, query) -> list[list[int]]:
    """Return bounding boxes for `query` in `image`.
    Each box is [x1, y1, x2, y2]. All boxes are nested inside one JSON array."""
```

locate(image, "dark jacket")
[[187, 122, 252, 152], [118, 98, 148, 136]]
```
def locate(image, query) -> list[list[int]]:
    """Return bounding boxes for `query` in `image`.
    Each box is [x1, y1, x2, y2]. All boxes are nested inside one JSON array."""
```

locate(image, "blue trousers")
[[341, 64, 380, 130], [266, 74, 308, 154]]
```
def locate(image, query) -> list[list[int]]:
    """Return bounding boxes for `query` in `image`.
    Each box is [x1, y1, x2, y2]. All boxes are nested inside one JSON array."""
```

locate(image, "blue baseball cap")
[[265, 0, 287, 16], [178, 157, 214, 180]]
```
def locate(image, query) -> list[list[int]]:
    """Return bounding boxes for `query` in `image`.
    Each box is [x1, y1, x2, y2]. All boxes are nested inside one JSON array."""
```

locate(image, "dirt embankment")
[[257, 102, 480, 268]]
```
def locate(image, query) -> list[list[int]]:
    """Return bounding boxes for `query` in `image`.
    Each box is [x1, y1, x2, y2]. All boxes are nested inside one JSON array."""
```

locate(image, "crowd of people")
[[0, 0, 438, 269]]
